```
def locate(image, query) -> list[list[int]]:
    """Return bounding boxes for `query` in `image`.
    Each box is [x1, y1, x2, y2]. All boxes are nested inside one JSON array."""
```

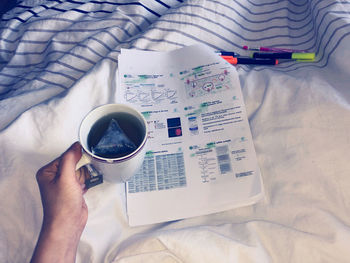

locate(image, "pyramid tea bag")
[[92, 118, 137, 158]]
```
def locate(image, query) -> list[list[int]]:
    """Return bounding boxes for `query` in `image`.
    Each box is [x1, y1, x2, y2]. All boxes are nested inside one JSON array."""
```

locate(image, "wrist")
[[43, 220, 82, 244], [31, 221, 82, 263], [43, 215, 85, 240]]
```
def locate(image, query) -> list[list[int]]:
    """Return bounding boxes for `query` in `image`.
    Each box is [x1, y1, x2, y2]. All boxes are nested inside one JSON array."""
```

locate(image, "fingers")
[[36, 158, 60, 184], [61, 142, 82, 165], [36, 142, 84, 188]]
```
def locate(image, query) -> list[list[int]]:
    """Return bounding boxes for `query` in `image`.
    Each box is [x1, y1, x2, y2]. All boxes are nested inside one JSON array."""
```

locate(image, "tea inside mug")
[[87, 112, 145, 158]]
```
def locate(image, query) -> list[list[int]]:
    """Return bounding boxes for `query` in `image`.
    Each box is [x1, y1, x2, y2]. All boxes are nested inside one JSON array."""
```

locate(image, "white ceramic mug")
[[76, 104, 148, 185]]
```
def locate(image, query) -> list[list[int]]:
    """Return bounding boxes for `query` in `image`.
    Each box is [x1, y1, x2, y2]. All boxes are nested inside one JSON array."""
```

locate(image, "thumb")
[[58, 142, 82, 181]]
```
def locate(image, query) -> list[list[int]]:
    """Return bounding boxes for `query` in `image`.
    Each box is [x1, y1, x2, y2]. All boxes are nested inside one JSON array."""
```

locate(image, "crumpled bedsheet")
[[1, 0, 350, 262]]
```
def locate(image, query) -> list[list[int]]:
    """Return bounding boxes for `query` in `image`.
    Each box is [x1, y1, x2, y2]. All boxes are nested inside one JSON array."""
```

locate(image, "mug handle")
[[76, 152, 92, 170], [76, 152, 103, 189]]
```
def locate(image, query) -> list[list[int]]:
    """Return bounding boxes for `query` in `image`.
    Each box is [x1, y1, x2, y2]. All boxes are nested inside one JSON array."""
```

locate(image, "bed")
[[1, 0, 350, 262]]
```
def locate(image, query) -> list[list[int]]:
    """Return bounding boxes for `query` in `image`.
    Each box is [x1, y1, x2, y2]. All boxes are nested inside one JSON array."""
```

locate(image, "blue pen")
[[215, 51, 239, 57]]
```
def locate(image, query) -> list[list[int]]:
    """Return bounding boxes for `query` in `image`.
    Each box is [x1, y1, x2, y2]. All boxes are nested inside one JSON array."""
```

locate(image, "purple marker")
[[243, 45, 306, 53]]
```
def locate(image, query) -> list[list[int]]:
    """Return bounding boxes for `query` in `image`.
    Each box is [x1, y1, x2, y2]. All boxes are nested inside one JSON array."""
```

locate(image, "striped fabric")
[[1, 0, 349, 130], [1, 2, 350, 263]]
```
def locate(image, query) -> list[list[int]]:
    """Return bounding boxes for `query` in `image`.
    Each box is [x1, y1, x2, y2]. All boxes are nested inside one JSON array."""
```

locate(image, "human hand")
[[31, 142, 89, 263]]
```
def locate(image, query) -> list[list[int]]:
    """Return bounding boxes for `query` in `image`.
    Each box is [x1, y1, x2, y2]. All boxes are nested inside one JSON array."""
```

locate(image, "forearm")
[[32, 143, 88, 263]]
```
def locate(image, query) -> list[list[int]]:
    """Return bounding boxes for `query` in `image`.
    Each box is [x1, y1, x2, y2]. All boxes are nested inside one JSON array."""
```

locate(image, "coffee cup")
[[76, 104, 148, 186]]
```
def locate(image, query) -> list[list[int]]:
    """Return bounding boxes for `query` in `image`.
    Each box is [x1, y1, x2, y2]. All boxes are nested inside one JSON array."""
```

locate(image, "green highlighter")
[[252, 52, 315, 61]]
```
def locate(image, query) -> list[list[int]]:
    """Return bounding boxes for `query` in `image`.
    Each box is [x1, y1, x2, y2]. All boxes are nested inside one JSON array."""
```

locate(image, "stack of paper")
[[116, 44, 264, 226]]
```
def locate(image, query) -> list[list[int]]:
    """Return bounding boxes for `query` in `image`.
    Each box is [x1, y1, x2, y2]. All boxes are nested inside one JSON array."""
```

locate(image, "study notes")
[[116, 44, 264, 226]]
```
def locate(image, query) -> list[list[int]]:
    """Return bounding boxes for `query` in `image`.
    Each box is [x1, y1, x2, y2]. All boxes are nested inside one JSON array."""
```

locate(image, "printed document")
[[116, 44, 264, 226]]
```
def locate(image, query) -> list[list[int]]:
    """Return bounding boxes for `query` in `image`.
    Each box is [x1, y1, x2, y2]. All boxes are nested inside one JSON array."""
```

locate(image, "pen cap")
[[291, 53, 315, 60], [221, 56, 237, 64]]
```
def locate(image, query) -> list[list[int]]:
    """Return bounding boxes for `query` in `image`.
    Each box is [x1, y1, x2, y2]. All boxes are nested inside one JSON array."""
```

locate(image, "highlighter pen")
[[215, 51, 239, 57], [252, 52, 315, 60], [221, 56, 278, 65], [243, 45, 306, 53]]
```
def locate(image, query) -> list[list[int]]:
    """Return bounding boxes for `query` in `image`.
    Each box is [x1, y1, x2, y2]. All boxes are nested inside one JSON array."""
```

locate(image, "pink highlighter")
[[243, 45, 306, 53]]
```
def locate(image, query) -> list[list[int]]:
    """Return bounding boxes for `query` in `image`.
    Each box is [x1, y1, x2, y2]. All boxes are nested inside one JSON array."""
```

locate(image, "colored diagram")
[[185, 70, 231, 99], [124, 88, 177, 104]]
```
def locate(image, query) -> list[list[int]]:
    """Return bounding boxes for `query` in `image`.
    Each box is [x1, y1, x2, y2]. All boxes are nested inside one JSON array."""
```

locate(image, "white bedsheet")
[[1, 0, 350, 262]]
